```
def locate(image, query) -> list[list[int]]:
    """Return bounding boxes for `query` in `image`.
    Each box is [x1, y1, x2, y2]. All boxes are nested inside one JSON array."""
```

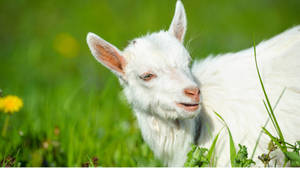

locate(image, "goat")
[[86, 0, 300, 166]]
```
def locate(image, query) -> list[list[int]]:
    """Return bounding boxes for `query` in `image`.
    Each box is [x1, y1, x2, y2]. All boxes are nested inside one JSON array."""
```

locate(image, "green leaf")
[[228, 129, 237, 167], [285, 152, 300, 167], [214, 112, 236, 167], [285, 152, 300, 161], [234, 144, 255, 167], [184, 145, 209, 167], [207, 132, 220, 167]]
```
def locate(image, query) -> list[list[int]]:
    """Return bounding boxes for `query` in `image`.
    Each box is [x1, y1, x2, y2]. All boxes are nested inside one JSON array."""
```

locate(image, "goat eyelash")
[[139, 73, 157, 81]]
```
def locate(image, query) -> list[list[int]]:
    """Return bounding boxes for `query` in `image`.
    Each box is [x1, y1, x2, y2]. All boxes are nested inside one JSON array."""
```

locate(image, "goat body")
[[87, 0, 300, 166]]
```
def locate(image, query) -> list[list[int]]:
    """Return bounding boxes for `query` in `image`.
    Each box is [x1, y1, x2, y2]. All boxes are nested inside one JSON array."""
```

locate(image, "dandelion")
[[1, 95, 23, 114], [1, 95, 23, 137]]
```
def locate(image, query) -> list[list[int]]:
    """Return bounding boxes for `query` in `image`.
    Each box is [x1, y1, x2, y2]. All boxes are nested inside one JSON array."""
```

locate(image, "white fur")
[[86, 0, 300, 166]]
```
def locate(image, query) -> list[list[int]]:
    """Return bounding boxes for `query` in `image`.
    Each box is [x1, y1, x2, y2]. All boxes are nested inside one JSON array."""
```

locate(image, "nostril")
[[184, 87, 200, 97], [185, 90, 193, 95], [197, 88, 200, 95]]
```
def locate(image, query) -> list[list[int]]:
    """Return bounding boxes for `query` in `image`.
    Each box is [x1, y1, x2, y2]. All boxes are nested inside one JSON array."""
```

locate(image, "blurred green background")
[[0, 0, 299, 167]]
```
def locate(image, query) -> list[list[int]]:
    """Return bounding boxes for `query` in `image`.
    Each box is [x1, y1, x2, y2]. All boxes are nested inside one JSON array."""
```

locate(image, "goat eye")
[[139, 73, 156, 81]]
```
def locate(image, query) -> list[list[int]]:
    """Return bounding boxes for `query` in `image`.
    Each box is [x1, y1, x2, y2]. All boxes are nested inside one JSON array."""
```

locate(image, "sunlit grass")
[[0, 81, 161, 166]]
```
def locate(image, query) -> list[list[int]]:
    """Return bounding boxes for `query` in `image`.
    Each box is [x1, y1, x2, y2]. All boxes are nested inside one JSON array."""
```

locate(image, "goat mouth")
[[176, 102, 199, 112]]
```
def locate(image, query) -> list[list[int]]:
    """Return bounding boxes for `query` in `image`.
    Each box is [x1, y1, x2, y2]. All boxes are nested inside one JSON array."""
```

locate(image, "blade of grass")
[[207, 131, 220, 166], [253, 39, 286, 150], [263, 101, 278, 133], [14, 148, 21, 167], [251, 87, 286, 159], [214, 112, 236, 167], [273, 87, 287, 110], [87, 155, 95, 167], [251, 118, 269, 160]]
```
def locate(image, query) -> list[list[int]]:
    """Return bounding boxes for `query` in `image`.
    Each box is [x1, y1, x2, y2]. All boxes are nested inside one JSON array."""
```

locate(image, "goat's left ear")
[[169, 0, 187, 43]]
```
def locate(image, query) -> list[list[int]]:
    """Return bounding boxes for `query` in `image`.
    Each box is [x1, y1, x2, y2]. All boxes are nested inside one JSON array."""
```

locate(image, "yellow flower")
[[53, 33, 80, 58], [1, 95, 23, 114]]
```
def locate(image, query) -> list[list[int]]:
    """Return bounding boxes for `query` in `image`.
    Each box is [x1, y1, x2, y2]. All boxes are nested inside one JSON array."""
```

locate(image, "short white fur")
[[86, 0, 300, 166]]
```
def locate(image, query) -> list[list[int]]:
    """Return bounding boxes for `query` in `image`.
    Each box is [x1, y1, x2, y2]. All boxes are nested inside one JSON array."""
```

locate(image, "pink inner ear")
[[95, 43, 126, 74], [174, 24, 184, 41]]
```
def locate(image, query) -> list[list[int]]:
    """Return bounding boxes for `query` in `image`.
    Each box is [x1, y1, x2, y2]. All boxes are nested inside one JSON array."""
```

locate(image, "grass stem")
[[253, 39, 287, 151], [1, 115, 10, 138]]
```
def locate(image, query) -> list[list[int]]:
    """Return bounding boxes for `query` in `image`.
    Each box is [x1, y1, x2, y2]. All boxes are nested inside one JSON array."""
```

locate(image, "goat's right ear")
[[87, 32, 126, 77]]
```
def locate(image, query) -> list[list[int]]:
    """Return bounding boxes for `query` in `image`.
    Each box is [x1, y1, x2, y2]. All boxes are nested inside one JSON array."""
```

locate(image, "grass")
[[0, 0, 300, 167], [250, 87, 286, 160], [214, 112, 237, 167], [253, 40, 300, 167], [254, 38, 286, 147], [0, 79, 162, 167], [185, 112, 255, 167]]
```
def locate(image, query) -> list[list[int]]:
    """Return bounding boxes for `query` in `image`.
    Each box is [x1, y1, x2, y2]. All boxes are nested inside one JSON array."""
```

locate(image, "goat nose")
[[184, 87, 200, 102]]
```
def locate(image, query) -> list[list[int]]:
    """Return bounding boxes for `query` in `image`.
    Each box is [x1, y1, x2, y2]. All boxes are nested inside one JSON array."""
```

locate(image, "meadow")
[[0, 0, 300, 167]]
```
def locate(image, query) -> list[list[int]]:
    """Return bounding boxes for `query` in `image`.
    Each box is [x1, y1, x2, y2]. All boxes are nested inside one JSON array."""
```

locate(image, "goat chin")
[[131, 26, 300, 167]]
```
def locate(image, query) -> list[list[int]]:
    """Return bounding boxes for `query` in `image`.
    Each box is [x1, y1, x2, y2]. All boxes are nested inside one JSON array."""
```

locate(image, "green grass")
[[253, 40, 300, 167], [0, 80, 161, 167], [214, 112, 237, 167], [185, 112, 255, 167], [0, 0, 300, 167], [250, 87, 286, 160]]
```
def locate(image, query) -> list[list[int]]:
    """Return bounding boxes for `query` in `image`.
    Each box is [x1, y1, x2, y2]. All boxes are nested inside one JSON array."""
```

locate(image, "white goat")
[[86, 0, 300, 167]]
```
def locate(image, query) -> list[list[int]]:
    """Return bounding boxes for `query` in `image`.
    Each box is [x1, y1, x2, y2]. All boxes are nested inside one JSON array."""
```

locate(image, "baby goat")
[[86, 0, 300, 166]]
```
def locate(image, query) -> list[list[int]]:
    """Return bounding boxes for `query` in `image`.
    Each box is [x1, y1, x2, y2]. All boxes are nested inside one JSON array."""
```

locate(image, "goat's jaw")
[[176, 102, 199, 112]]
